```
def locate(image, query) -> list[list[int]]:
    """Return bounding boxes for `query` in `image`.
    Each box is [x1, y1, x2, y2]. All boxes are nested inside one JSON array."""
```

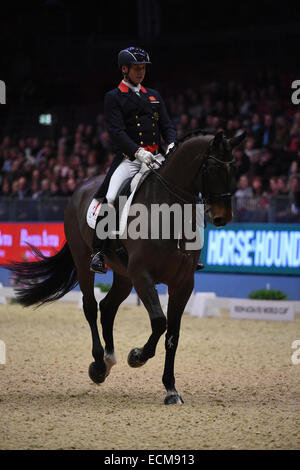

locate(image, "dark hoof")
[[164, 393, 184, 405], [88, 362, 107, 384], [196, 263, 205, 270], [127, 348, 146, 368]]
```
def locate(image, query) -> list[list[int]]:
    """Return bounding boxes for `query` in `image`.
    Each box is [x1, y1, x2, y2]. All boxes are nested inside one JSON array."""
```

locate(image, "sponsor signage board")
[[202, 223, 300, 276], [0, 223, 65, 264], [229, 298, 294, 321]]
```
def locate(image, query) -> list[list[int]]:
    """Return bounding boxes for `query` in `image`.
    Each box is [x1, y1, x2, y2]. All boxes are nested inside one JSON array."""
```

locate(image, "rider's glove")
[[166, 142, 175, 154], [135, 147, 155, 165]]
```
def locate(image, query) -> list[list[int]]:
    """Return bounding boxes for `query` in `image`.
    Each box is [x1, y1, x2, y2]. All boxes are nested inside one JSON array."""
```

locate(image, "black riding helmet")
[[118, 47, 151, 68]]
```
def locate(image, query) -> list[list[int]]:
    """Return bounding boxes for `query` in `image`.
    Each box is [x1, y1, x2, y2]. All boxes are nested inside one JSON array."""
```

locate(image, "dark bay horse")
[[7, 130, 245, 405]]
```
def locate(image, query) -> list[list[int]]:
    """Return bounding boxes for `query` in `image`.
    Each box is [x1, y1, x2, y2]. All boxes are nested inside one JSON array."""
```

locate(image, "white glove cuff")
[[166, 142, 175, 154]]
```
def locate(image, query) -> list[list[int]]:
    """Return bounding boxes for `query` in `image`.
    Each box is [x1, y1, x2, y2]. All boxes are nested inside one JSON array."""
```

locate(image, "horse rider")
[[90, 46, 204, 273]]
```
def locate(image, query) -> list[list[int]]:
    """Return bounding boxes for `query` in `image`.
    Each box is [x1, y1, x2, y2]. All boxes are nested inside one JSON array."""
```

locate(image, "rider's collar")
[[119, 80, 147, 94], [122, 79, 141, 94]]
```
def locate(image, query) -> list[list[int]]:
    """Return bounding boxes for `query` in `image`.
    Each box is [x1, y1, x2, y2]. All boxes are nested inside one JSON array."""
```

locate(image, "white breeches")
[[106, 158, 142, 205]]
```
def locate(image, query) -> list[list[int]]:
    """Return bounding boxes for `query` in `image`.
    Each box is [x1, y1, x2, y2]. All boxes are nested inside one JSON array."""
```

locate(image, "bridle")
[[147, 143, 236, 206], [199, 150, 236, 204]]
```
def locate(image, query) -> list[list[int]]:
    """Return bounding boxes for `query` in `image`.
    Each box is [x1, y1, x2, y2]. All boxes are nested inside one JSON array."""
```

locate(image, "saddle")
[[87, 167, 152, 265]]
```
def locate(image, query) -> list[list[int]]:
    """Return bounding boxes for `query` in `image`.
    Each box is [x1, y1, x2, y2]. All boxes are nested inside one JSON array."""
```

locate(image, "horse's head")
[[198, 130, 246, 227]]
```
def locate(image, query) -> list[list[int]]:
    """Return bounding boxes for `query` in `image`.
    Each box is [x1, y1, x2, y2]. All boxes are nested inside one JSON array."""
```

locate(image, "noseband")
[[199, 150, 236, 205]]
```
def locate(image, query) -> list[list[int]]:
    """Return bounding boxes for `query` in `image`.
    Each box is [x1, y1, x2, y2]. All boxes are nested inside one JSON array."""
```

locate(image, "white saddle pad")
[[86, 188, 138, 232], [86, 199, 102, 229]]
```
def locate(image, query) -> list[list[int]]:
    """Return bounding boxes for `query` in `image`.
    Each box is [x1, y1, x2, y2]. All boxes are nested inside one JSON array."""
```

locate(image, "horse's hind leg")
[[68, 233, 107, 384], [79, 267, 109, 384], [100, 272, 132, 376], [162, 279, 194, 405], [127, 268, 167, 367]]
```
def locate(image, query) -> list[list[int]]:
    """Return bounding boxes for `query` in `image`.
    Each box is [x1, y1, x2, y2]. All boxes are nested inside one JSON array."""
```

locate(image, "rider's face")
[[123, 64, 146, 86]]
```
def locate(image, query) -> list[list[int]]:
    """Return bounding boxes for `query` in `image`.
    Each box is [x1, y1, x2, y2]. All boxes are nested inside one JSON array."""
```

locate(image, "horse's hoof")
[[127, 348, 146, 368], [88, 362, 107, 384], [164, 393, 184, 405], [104, 353, 117, 377]]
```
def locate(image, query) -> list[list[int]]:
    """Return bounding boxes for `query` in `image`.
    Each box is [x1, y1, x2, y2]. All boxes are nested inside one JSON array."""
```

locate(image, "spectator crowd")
[[1, 71, 300, 222]]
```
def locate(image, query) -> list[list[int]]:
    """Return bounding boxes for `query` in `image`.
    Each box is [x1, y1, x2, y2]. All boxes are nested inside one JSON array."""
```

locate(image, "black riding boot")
[[90, 235, 107, 274], [90, 207, 108, 274]]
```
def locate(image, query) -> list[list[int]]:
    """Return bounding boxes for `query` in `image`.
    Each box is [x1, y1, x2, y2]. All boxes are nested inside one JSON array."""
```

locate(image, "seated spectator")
[[17, 176, 30, 199], [31, 168, 40, 184], [251, 175, 266, 197], [286, 125, 300, 153], [289, 176, 300, 219], [251, 175, 270, 216], [58, 156, 70, 178], [39, 178, 51, 198], [233, 146, 251, 180], [0, 179, 11, 197], [235, 175, 253, 198], [87, 150, 98, 167], [69, 154, 82, 171], [67, 178, 77, 194], [35, 142, 54, 164], [273, 175, 291, 221], [289, 160, 299, 177], [0, 181, 11, 219], [244, 136, 259, 161], [253, 148, 276, 180], [98, 130, 111, 150], [202, 114, 215, 134], [260, 114, 276, 148], [190, 117, 199, 130], [58, 179, 72, 197], [274, 115, 290, 149], [49, 181, 60, 197], [277, 175, 288, 196], [267, 176, 279, 196], [235, 174, 252, 217], [225, 119, 235, 138], [11, 180, 19, 198], [76, 166, 87, 186], [86, 167, 98, 179], [272, 175, 300, 222], [31, 181, 41, 199], [57, 126, 71, 149]]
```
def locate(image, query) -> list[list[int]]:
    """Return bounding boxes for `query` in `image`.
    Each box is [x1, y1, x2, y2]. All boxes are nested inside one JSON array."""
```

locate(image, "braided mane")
[[167, 128, 216, 157]]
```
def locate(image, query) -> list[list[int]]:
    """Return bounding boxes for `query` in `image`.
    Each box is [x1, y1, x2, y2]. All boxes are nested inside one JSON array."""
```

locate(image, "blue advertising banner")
[[201, 223, 300, 276]]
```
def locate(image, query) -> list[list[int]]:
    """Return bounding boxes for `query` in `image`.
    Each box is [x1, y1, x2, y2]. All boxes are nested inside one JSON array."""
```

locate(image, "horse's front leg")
[[128, 269, 167, 367], [162, 279, 194, 405]]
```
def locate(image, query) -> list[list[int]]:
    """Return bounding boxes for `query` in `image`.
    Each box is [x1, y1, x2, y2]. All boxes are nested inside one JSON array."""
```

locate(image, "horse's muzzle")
[[212, 216, 227, 227]]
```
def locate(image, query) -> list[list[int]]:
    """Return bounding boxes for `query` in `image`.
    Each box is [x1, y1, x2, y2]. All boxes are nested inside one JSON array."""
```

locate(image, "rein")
[[147, 146, 235, 205], [147, 160, 201, 205]]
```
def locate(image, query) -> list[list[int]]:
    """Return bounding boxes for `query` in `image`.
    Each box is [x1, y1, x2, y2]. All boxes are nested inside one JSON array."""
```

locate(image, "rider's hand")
[[166, 142, 175, 154], [135, 147, 155, 165]]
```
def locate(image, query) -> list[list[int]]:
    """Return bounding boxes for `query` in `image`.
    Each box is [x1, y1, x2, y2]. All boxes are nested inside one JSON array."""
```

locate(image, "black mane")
[[167, 128, 216, 157]]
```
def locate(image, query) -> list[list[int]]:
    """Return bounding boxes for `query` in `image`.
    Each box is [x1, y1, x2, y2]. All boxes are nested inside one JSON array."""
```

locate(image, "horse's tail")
[[5, 242, 78, 307]]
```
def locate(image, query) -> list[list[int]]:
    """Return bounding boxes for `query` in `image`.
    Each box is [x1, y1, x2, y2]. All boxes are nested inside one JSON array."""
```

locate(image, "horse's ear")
[[212, 131, 223, 149], [229, 131, 247, 148], [214, 131, 223, 143]]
